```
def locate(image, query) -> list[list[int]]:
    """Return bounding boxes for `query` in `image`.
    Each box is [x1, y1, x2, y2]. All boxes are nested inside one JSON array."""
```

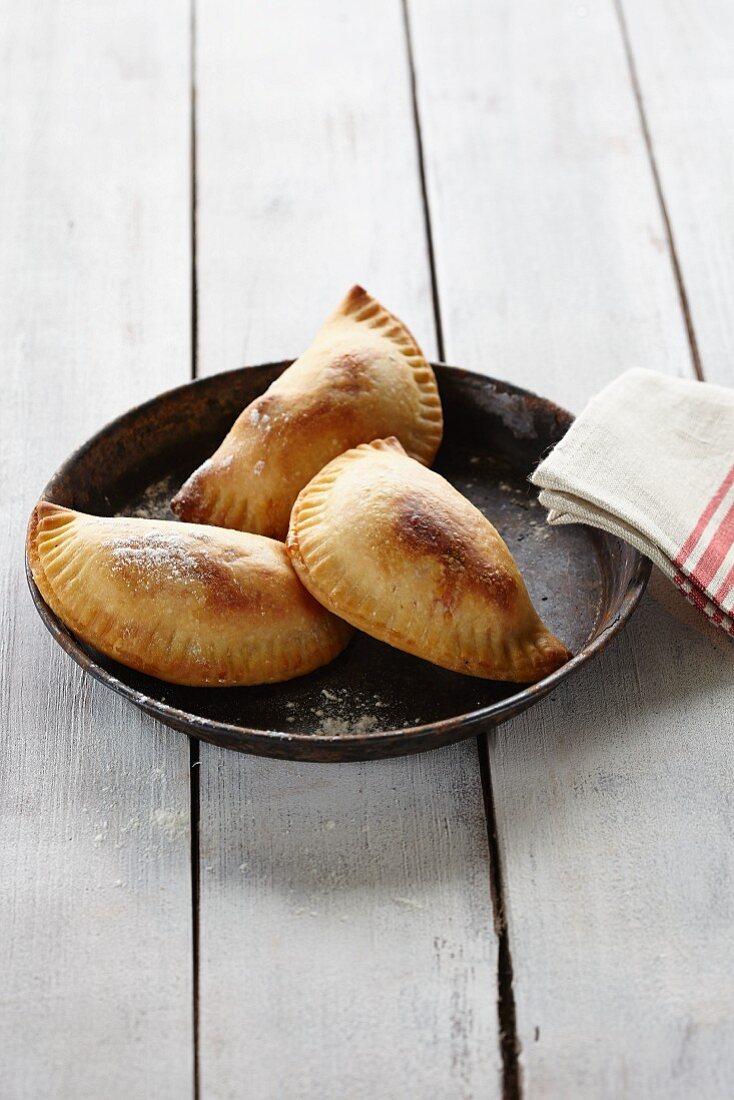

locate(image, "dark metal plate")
[[26, 363, 650, 761]]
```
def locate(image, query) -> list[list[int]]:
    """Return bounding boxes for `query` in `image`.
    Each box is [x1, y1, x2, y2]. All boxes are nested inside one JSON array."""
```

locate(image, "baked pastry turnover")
[[171, 285, 443, 540], [28, 502, 351, 686], [287, 440, 571, 683]]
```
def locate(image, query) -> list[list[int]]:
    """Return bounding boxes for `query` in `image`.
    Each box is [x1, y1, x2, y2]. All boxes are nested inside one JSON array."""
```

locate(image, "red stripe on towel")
[[674, 463, 734, 568], [689, 501, 734, 589], [712, 560, 734, 608], [687, 584, 708, 614], [674, 568, 733, 631]]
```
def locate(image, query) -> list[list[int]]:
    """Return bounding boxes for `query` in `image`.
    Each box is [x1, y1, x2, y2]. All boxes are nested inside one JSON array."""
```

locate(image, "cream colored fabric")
[[532, 369, 734, 636]]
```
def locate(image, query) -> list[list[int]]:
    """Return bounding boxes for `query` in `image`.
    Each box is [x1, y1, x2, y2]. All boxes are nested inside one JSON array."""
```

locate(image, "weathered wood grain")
[[195, 0, 437, 372], [492, 592, 734, 1098], [0, 4, 193, 1097], [194, 2, 501, 1096], [199, 750, 497, 1099], [619, 0, 734, 387], [407, 0, 692, 413], [408, 0, 734, 1094]]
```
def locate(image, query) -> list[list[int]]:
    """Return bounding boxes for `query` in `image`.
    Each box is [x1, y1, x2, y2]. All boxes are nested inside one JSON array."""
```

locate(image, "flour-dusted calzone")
[[287, 439, 571, 683], [28, 502, 351, 686], [171, 286, 443, 540]]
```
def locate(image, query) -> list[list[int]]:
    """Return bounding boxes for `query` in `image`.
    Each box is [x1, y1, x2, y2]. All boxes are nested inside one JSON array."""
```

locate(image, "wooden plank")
[[194, 2, 501, 1096], [407, 0, 691, 413], [0, 4, 194, 1097], [195, 2, 437, 370], [199, 751, 498, 1099], [491, 594, 734, 1098], [618, 0, 734, 387], [408, 0, 734, 1094]]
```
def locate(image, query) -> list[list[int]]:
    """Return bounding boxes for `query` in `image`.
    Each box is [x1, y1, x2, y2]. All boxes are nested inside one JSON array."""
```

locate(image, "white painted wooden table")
[[2, 2, 733, 1097]]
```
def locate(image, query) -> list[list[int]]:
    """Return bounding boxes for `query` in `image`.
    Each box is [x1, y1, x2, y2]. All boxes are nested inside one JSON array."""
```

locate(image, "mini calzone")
[[171, 286, 443, 539], [28, 502, 351, 686], [287, 439, 571, 683]]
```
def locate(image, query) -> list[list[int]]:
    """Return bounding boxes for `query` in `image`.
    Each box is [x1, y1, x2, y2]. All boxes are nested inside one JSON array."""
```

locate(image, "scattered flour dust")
[[305, 687, 397, 736], [151, 808, 189, 841], [316, 714, 380, 736], [109, 531, 205, 590], [115, 473, 181, 520]]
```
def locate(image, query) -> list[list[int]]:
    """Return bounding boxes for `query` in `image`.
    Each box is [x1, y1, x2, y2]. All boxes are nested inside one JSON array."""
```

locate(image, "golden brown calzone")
[[287, 439, 571, 683], [28, 502, 351, 686], [171, 286, 443, 539]]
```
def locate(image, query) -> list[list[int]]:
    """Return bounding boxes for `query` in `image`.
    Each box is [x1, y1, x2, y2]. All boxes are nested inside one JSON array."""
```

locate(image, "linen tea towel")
[[531, 369, 734, 636]]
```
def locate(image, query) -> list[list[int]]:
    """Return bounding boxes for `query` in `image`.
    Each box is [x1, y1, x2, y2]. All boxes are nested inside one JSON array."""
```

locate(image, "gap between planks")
[[190, 0, 199, 385], [189, 1, 201, 1097], [189, 740, 201, 1100], [401, 0, 446, 362], [478, 739, 522, 1100], [402, 1, 522, 1094], [613, 0, 703, 381]]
